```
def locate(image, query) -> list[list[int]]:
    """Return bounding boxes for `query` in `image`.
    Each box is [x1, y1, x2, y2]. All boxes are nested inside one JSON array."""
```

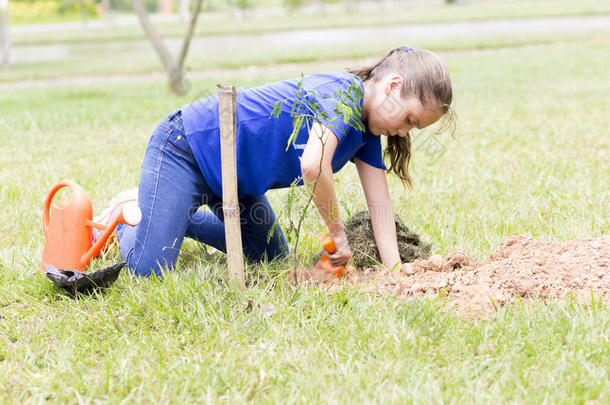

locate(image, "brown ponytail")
[[349, 47, 404, 82]]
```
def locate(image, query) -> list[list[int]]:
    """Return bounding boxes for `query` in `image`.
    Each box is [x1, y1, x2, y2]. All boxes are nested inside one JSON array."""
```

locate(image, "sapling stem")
[[291, 129, 327, 285]]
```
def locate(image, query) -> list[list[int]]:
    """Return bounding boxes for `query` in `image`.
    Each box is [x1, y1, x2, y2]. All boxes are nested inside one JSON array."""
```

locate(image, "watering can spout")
[[81, 203, 141, 268]]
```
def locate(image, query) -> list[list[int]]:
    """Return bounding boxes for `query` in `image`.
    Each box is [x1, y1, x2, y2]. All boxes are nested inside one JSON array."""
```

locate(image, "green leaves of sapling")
[[270, 77, 365, 150], [270, 99, 287, 119], [333, 79, 366, 132]]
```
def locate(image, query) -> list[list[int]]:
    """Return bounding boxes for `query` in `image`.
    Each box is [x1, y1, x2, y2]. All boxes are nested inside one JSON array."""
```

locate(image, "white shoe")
[[92, 187, 139, 254]]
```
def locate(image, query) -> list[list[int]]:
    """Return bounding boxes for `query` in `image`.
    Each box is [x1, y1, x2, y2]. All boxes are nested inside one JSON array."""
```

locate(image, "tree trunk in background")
[[179, 0, 190, 21], [132, 0, 204, 95], [80, 0, 88, 26], [102, 0, 110, 16], [0, 0, 9, 71]]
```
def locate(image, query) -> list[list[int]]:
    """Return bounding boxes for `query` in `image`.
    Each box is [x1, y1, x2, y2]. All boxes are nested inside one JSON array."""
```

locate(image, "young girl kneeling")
[[103, 46, 454, 277]]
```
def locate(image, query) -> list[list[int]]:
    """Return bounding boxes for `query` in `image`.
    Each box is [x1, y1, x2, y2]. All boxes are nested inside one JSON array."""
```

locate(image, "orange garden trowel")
[[312, 232, 345, 278], [289, 232, 346, 284]]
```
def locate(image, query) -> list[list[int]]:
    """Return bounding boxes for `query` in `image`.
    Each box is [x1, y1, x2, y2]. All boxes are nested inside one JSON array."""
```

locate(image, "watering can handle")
[[43, 180, 76, 236]]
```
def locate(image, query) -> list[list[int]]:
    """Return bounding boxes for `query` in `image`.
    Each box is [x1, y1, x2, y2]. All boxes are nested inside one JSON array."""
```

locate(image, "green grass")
[[4, 24, 610, 83], [11, 0, 610, 46], [1, 36, 609, 403], [1, 272, 608, 403], [5, 0, 610, 83]]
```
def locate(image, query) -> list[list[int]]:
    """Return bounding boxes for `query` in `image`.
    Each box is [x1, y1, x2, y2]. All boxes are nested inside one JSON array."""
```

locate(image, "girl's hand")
[[326, 231, 352, 268]]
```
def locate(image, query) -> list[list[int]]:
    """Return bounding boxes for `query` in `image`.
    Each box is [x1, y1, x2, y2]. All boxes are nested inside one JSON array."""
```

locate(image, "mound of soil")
[[342, 211, 431, 268], [301, 235, 610, 317]]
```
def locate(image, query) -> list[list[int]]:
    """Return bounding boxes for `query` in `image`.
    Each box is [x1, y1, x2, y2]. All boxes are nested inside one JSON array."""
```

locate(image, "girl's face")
[[363, 74, 443, 138]]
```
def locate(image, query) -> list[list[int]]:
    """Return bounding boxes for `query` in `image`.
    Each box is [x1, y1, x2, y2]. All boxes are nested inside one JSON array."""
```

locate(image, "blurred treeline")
[[8, 0, 400, 24], [10, 0, 98, 23]]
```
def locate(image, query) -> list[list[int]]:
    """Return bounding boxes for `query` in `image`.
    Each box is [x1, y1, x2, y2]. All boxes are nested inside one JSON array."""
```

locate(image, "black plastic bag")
[[45, 262, 125, 293]]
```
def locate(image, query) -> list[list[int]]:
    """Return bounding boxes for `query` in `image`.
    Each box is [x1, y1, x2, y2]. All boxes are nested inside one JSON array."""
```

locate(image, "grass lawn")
[[5, 0, 610, 82], [0, 33, 609, 404], [5, 22, 610, 83], [11, 0, 610, 45]]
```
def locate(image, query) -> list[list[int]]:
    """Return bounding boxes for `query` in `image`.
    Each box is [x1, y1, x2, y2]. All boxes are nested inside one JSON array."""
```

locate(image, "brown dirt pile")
[[296, 235, 610, 316]]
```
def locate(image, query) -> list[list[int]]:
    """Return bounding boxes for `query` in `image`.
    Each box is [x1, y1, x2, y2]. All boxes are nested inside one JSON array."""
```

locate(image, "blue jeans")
[[116, 110, 289, 277]]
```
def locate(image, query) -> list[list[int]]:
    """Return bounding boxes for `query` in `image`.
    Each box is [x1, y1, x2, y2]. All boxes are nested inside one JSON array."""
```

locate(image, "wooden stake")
[[217, 84, 245, 289]]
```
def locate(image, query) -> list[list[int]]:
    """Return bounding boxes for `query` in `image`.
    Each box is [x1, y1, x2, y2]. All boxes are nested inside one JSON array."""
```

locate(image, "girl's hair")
[[349, 46, 455, 187]]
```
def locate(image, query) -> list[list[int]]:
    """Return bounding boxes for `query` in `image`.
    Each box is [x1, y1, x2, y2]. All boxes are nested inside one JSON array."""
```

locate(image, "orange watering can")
[[41, 180, 141, 272]]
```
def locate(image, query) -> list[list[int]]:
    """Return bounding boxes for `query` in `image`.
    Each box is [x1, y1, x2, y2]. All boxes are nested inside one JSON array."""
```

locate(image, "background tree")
[[132, 0, 203, 94], [102, 0, 110, 16], [79, 0, 89, 25], [0, 0, 9, 71], [179, 0, 190, 21]]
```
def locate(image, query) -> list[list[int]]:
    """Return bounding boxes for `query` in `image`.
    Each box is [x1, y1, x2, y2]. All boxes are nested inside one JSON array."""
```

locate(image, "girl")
[[98, 46, 454, 277]]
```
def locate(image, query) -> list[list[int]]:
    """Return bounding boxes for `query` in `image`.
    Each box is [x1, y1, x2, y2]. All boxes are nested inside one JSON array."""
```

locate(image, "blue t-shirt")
[[181, 71, 386, 197]]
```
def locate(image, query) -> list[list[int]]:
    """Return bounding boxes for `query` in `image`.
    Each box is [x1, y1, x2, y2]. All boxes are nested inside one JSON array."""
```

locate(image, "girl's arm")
[[300, 122, 351, 267], [354, 157, 402, 269]]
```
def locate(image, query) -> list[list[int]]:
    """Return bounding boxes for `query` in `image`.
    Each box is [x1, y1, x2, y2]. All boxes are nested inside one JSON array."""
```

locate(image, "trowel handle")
[[42, 180, 77, 235], [317, 232, 344, 276], [318, 232, 337, 254]]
